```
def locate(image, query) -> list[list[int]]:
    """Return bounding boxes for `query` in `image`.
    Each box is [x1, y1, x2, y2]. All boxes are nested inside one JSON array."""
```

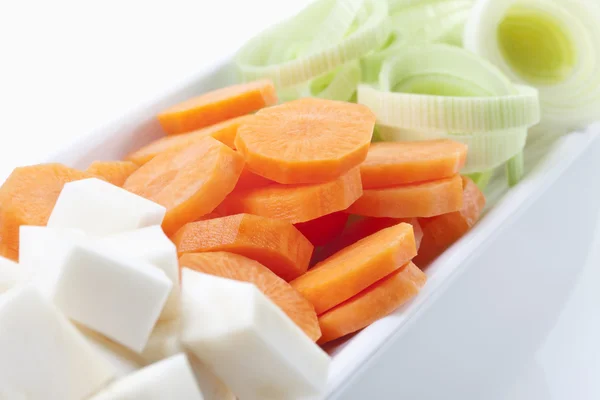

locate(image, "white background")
[[1, 1, 600, 399]]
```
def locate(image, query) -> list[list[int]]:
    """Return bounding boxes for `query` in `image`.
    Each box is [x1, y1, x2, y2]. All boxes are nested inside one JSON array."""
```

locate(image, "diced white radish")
[[0, 255, 28, 293], [37, 235, 172, 353], [141, 319, 236, 400], [81, 325, 143, 377], [47, 178, 165, 236], [97, 226, 180, 320], [90, 353, 204, 400], [180, 269, 331, 400], [0, 285, 115, 399]]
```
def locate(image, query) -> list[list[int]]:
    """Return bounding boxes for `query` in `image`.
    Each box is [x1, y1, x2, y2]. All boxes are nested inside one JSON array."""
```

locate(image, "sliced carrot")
[[126, 116, 249, 165], [294, 212, 349, 247], [347, 174, 464, 218], [317, 217, 423, 264], [360, 140, 467, 189], [123, 136, 245, 236], [0, 164, 92, 255], [215, 167, 363, 224], [158, 80, 277, 135], [235, 98, 376, 184], [0, 244, 18, 262], [179, 252, 321, 341], [234, 166, 273, 192], [86, 161, 139, 187], [290, 223, 417, 315], [172, 213, 313, 281], [414, 176, 486, 267], [318, 262, 426, 344]]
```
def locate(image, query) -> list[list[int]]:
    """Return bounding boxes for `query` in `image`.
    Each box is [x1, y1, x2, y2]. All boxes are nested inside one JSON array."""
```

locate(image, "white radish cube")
[[47, 178, 165, 236], [90, 353, 204, 400], [0, 285, 115, 399], [97, 226, 180, 321], [180, 269, 331, 400], [43, 237, 173, 352], [141, 319, 236, 400], [81, 325, 143, 377], [0, 255, 28, 293]]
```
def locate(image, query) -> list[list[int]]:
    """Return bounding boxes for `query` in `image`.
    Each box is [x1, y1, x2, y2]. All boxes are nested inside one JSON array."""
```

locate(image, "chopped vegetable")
[[215, 167, 363, 224], [294, 212, 349, 247], [291, 222, 416, 314], [158, 79, 277, 135], [318, 262, 426, 344], [179, 251, 321, 341], [172, 214, 313, 281], [415, 176, 486, 266], [347, 174, 464, 218], [86, 161, 139, 187], [123, 137, 245, 235], [126, 116, 249, 165], [360, 140, 467, 188], [235, 98, 376, 184]]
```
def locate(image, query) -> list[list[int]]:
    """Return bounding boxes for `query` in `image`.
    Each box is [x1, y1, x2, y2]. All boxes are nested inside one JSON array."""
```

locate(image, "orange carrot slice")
[[235, 98, 376, 184], [290, 223, 417, 315], [414, 176, 486, 267], [215, 167, 363, 224], [318, 262, 426, 344], [234, 166, 273, 192], [318, 217, 423, 264], [0, 244, 18, 262], [172, 213, 313, 281], [179, 251, 321, 341], [86, 161, 139, 187], [158, 80, 277, 135], [123, 136, 245, 236], [360, 140, 468, 189], [0, 164, 92, 256], [126, 116, 249, 165], [294, 212, 349, 247], [347, 174, 464, 218]]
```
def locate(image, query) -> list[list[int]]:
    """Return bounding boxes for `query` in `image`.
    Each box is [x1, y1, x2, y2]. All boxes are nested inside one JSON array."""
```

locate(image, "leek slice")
[[235, 0, 389, 88], [463, 0, 600, 130]]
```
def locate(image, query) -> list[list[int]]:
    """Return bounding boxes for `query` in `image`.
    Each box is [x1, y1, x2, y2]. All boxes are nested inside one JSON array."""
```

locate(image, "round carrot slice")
[[215, 167, 363, 224], [179, 251, 321, 341], [415, 176, 486, 267], [158, 79, 277, 135], [234, 166, 273, 192], [290, 223, 417, 315], [86, 161, 139, 187], [347, 174, 464, 218], [294, 212, 349, 247], [172, 213, 314, 281], [360, 140, 468, 189], [0, 164, 92, 257], [318, 262, 426, 344], [123, 136, 245, 236], [235, 98, 376, 184], [126, 116, 248, 165]]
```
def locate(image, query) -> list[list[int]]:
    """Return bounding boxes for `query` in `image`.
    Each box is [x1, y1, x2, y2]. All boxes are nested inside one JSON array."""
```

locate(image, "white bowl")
[[45, 60, 600, 400]]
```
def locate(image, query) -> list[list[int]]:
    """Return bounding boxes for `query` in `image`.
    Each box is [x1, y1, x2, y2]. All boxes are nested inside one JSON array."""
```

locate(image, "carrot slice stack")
[[233, 166, 274, 192], [318, 262, 426, 344], [290, 223, 417, 315], [215, 167, 363, 223], [172, 213, 313, 281], [235, 98, 376, 184], [347, 174, 464, 218], [0, 164, 92, 259], [126, 116, 249, 165], [361, 140, 468, 189], [294, 212, 349, 247], [179, 251, 321, 341], [415, 176, 486, 267], [158, 79, 277, 135], [123, 136, 245, 235], [86, 161, 139, 187]]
